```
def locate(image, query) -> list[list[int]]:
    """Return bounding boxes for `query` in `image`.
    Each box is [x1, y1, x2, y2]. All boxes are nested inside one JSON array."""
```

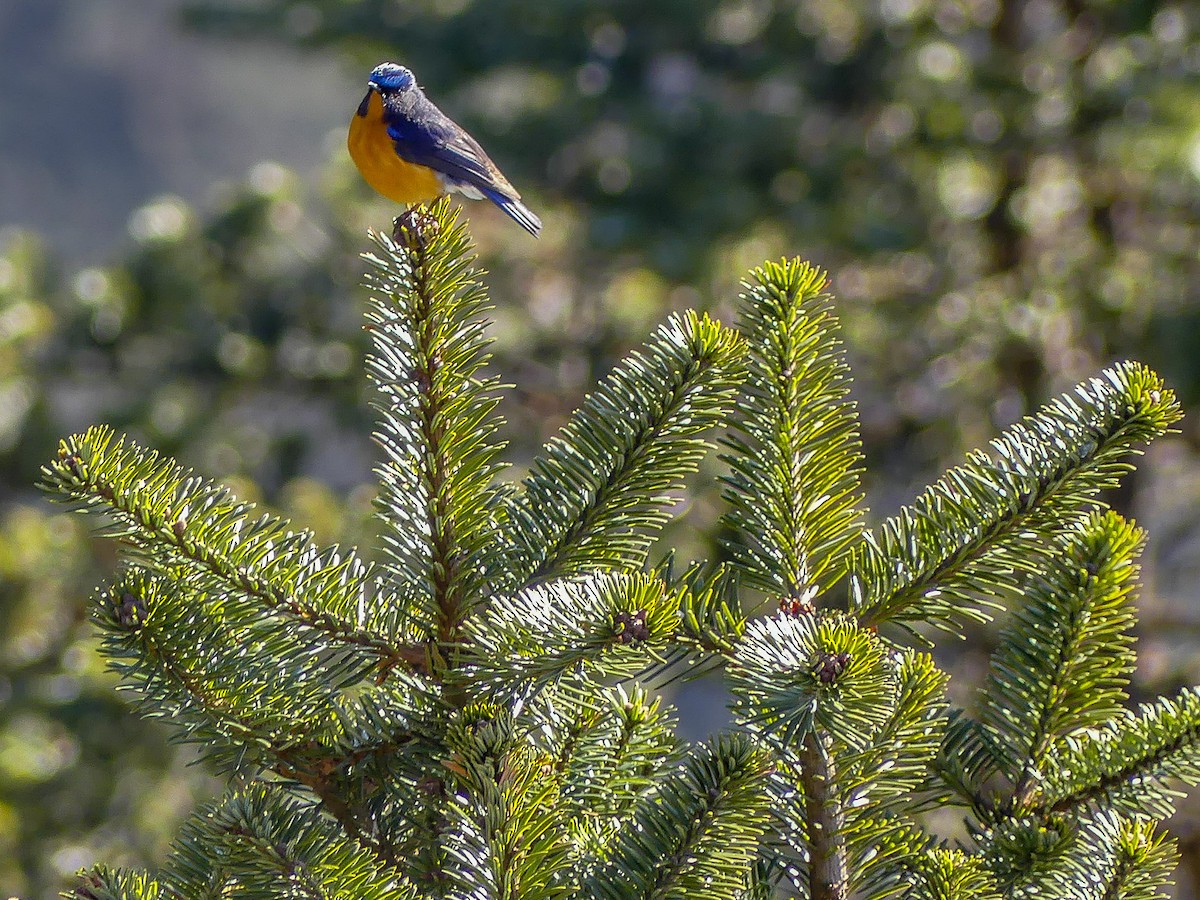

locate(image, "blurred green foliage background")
[[5, 0, 1200, 895]]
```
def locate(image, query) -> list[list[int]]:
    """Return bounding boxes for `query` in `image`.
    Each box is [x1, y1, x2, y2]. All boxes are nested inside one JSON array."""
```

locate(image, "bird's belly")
[[347, 115, 443, 204]]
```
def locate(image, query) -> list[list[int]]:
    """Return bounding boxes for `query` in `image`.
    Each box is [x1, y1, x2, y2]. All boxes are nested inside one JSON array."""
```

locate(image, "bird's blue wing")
[[385, 109, 518, 199], [382, 97, 541, 235]]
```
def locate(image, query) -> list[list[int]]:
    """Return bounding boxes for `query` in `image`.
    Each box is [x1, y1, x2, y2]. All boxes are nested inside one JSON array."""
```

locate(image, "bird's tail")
[[484, 188, 542, 237]]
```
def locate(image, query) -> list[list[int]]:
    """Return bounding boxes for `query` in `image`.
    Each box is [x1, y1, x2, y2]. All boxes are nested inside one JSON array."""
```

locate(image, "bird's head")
[[368, 63, 416, 95]]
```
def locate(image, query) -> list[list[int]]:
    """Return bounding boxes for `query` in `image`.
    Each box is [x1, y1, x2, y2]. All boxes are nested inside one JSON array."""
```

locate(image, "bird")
[[348, 62, 542, 237]]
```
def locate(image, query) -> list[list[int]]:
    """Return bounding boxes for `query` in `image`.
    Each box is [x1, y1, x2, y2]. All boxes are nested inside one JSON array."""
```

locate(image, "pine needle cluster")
[[43, 200, 1196, 899]]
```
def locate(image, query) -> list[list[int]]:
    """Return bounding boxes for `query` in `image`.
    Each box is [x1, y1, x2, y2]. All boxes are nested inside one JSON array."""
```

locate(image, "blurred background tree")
[[5, 0, 1200, 896]]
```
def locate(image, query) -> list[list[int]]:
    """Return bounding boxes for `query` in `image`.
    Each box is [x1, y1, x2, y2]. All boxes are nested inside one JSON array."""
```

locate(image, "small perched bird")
[[348, 62, 542, 237]]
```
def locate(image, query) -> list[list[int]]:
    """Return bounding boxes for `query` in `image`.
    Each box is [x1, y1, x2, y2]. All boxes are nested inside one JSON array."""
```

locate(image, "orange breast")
[[348, 91, 444, 204]]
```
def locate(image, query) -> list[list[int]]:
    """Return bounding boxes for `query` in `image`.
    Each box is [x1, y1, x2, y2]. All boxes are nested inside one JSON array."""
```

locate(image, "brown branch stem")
[[800, 732, 848, 900]]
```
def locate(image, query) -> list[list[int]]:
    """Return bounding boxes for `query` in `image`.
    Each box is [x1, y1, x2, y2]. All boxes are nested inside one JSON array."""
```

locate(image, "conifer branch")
[[730, 618, 899, 899], [441, 706, 572, 899], [1103, 821, 1178, 900], [675, 561, 747, 657], [980, 814, 1093, 896], [1040, 687, 1200, 819], [360, 747, 460, 895], [71, 868, 173, 900], [42, 426, 426, 672], [851, 362, 1180, 633], [926, 714, 1005, 824], [721, 258, 864, 601], [363, 200, 508, 654], [583, 735, 774, 900], [840, 651, 949, 815], [545, 686, 679, 819], [738, 857, 787, 900], [510, 689, 682, 891], [502, 311, 745, 586], [729, 613, 896, 751], [901, 849, 1002, 899], [846, 815, 938, 899], [164, 787, 416, 899], [985, 811, 1168, 898], [94, 568, 431, 858], [96, 569, 294, 761], [982, 511, 1142, 806], [467, 571, 682, 702]]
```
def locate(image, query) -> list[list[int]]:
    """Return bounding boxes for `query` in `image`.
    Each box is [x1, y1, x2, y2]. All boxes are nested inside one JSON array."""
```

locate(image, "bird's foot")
[[392, 206, 440, 250]]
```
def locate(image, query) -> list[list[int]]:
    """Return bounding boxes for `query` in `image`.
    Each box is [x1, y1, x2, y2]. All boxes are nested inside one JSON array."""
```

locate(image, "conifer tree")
[[44, 200, 1199, 898]]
